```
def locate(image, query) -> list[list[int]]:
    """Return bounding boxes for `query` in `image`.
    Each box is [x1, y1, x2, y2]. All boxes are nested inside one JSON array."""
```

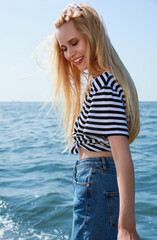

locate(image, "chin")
[[78, 65, 87, 72]]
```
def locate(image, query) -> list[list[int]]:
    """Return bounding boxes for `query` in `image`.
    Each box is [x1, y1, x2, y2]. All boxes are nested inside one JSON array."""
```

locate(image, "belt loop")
[[102, 157, 107, 170]]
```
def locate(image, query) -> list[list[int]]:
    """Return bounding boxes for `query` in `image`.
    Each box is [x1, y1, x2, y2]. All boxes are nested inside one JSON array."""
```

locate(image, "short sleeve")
[[83, 85, 129, 137]]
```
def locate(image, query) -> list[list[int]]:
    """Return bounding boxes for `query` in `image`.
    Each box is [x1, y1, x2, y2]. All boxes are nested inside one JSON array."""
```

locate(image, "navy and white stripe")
[[70, 71, 129, 154]]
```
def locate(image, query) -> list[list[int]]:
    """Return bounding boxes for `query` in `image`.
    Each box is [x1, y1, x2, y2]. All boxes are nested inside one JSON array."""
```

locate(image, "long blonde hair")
[[49, 3, 140, 148]]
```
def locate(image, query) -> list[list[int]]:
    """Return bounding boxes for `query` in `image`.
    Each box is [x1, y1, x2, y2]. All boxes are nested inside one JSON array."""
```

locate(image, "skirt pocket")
[[105, 192, 119, 228], [73, 166, 92, 186]]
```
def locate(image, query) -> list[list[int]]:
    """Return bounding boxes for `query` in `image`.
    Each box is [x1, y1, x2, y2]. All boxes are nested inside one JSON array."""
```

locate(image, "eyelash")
[[62, 41, 78, 52], [72, 41, 78, 46]]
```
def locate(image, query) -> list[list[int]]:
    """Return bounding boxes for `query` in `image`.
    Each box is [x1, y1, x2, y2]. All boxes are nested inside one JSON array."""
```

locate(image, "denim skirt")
[[71, 157, 119, 240]]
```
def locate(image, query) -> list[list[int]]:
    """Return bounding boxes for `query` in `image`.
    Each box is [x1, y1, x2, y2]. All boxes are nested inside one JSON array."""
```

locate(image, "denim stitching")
[[84, 184, 90, 240], [105, 192, 119, 228]]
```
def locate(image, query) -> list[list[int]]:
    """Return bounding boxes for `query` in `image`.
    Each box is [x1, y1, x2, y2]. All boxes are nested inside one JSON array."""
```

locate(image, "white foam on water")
[[0, 213, 19, 239]]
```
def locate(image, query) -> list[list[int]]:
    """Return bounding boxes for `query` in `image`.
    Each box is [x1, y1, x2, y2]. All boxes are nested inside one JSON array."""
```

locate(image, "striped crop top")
[[70, 71, 129, 154]]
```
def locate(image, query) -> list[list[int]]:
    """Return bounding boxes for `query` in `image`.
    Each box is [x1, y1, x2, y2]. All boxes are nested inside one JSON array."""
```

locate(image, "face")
[[56, 20, 87, 71]]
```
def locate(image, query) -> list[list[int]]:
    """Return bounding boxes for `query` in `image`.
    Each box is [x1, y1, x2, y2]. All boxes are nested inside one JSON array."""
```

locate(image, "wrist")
[[118, 227, 141, 240], [118, 215, 136, 232]]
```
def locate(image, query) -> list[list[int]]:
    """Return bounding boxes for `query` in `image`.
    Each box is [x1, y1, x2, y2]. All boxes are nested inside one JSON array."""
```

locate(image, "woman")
[[50, 3, 141, 240]]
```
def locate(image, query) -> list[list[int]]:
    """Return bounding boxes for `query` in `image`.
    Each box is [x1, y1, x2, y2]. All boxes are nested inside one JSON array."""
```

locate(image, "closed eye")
[[62, 47, 67, 52], [61, 41, 78, 52], [72, 41, 78, 46]]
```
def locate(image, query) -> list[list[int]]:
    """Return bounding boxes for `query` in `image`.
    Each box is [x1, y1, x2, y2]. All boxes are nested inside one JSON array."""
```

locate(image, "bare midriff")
[[79, 147, 112, 160]]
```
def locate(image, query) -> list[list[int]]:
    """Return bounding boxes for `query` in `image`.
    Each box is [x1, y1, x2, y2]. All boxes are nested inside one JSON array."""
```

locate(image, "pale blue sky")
[[0, 0, 157, 101]]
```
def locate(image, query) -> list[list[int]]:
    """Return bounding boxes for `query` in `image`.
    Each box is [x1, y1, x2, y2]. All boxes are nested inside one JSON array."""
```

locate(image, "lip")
[[73, 56, 84, 65]]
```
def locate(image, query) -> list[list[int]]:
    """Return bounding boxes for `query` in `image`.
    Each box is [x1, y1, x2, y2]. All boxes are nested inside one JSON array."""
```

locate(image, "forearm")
[[115, 154, 136, 230], [108, 135, 137, 231], [109, 136, 141, 239]]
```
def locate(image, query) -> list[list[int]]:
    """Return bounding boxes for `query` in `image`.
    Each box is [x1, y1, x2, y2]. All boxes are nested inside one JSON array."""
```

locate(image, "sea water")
[[0, 102, 157, 240]]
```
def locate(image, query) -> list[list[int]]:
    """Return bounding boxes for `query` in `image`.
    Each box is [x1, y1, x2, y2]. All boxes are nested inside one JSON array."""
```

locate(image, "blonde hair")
[[49, 3, 140, 149]]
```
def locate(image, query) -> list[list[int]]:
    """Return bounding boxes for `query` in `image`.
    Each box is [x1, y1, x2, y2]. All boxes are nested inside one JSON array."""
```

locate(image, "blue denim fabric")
[[71, 157, 119, 240]]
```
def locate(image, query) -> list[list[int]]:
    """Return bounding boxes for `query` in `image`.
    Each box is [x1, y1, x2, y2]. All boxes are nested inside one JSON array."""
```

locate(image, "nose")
[[66, 47, 75, 60]]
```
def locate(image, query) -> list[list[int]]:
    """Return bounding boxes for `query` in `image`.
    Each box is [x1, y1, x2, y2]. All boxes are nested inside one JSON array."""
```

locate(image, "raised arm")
[[108, 135, 141, 240]]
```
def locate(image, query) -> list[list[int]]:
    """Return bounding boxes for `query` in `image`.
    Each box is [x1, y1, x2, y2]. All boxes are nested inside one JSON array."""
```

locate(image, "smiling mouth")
[[73, 56, 84, 64]]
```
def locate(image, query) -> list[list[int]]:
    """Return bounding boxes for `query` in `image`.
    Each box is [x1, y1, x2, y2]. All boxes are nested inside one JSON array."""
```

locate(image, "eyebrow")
[[60, 38, 77, 48]]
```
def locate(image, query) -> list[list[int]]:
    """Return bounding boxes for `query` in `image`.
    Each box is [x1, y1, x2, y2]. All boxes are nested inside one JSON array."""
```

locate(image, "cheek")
[[63, 52, 68, 61], [82, 42, 87, 55]]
